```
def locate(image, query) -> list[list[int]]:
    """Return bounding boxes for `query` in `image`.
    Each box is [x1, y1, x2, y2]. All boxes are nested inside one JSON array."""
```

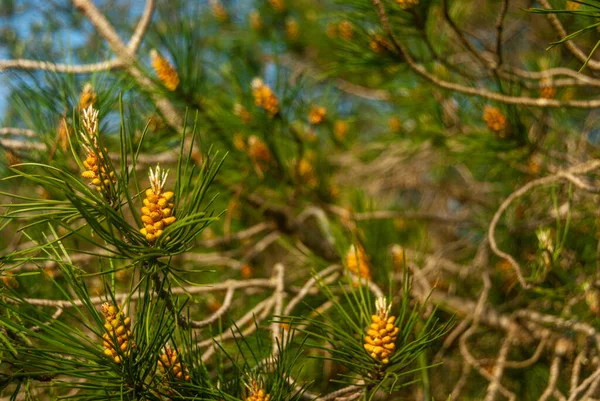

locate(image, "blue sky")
[[0, 0, 146, 121]]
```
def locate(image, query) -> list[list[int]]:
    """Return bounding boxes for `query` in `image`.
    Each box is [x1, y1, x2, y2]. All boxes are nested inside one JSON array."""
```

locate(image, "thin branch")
[[441, 0, 493, 69], [71, 0, 183, 131], [0, 139, 47, 151], [271, 263, 285, 354], [198, 222, 274, 248], [484, 323, 516, 401], [494, 0, 510, 69], [284, 265, 341, 315], [127, 0, 155, 53], [0, 0, 153, 74], [4, 278, 275, 308], [0, 58, 122, 74], [371, 0, 600, 108], [488, 160, 600, 289], [538, 0, 600, 71], [539, 355, 561, 401], [188, 285, 235, 328], [0, 128, 37, 137], [315, 385, 362, 401]]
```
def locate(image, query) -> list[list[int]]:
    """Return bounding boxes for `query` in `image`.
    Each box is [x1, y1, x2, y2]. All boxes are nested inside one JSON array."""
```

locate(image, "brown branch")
[[272, 54, 391, 101], [441, 0, 494, 69], [488, 160, 600, 289], [494, 0, 510, 69], [127, 0, 155, 53], [71, 0, 183, 131], [3, 278, 275, 309], [188, 285, 235, 328], [0, 58, 122, 74], [0, 128, 38, 138], [0, 0, 153, 75], [371, 0, 600, 108], [538, 0, 600, 71], [0, 139, 46, 151]]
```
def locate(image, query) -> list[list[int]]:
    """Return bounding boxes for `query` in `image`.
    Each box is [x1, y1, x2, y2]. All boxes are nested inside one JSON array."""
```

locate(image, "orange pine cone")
[[363, 298, 399, 364]]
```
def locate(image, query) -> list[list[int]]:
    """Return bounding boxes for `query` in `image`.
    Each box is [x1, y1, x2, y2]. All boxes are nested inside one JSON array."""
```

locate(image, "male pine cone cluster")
[[157, 346, 190, 381], [246, 381, 271, 401], [140, 165, 176, 244], [364, 298, 399, 364], [251, 78, 279, 118], [151, 49, 180, 91], [483, 105, 507, 138], [79, 106, 116, 193], [101, 303, 133, 364], [346, 244, 372, 280], [308, 105, 327, 125], [82, 153, 115, 192]]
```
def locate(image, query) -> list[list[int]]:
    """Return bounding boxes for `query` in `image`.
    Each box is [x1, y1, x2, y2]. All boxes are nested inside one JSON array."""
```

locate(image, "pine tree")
[[2, 1, 600, 400]]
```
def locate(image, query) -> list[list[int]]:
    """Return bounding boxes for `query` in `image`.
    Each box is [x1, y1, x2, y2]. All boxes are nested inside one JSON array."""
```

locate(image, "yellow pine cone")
[[297, 158, 318, 188], [241, 263, 254, 279], [78, 83, 97, 110], [250, 10, 262, 31], [583, 282, 600, 316], [326, 22, 337, 39], [248, 135, 271, 164], [391, 244, 405, 270], [246, 381, 271, 401], [251, 78, 279, 117], [397, 0, 419, 9], [338, 20, 353, 41], [140, 165, 176, 244], [148, 113, 166, 132], [346, 244, 371, 280], [285, 17, 300, 41], [233, 132, 247, 151], [388, 116, 402, 133], [81, 152, 115, 192], [268, 0, 285, 12], [334, 120, 348, 140], [483, 105, 507, 138], [5, 150, 21, 169], [364, 298, 399, 364], [370, 34, 393, 54], [101, 302, 133, 364], [234, 103, 253, 124], [308, 105, 327, 125], [210, 0, 229, 22], [1, 273, 19, 289], [540, 84, 556, 99], [57, 117, 72, 154], [157, 346, 190, 381], [151, 49, 180, 91]]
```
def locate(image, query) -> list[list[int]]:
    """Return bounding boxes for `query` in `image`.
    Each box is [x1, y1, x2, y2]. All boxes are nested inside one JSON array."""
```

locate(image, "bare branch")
[[3, 278, 275, 309], [493, 0, 510, 68], [371, 0, 600, 108], [0, 139, 46, 151], [0, 128, 37, 137], [128, 0, 155, 53], [538, 0, 600, 71], [0, 58, 122, 74], [188, 286, 235, 328], [488, 160, 600, 289]]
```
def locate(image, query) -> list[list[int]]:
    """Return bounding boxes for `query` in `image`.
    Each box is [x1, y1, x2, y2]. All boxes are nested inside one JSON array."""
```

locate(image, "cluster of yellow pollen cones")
[[101, 302, 134, 364], [140, 164, 176, 244], [364, 297, 399, 364], [245, 380, 271, 401], [157, 345, 190, 382]]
